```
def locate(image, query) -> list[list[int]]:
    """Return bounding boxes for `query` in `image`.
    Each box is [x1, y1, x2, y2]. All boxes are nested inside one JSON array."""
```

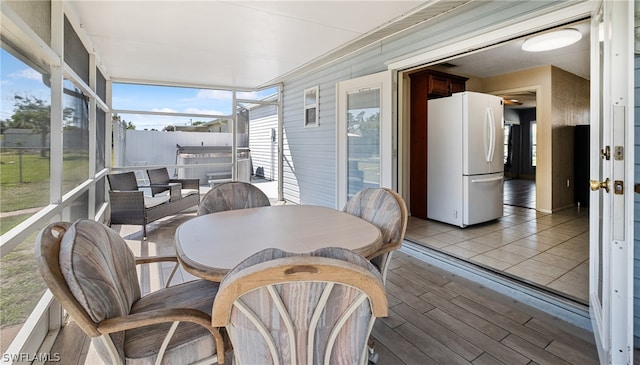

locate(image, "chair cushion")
[[144, 195, 170, 208], [343, 188, 403, 246], [180, 188, 199, 197], [59, 220, 141, 324], [157, 189, 198, 199], [197, 182, 270, 215], [125, 279, 220, 365]]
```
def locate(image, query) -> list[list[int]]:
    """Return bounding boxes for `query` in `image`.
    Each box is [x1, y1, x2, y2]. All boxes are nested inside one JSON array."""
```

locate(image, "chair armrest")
[[97, 308, 226, 363], [169, 178, 200, 191], [149, 182, 182, 201], [135, 256, 179, 287], [135, 256, 178, 265], [98, 308, 212, 333], [365, 243, 402, 261]]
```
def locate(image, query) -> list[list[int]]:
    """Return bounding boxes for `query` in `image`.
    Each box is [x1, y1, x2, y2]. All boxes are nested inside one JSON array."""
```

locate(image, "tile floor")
[[503, 178, 536, 209], [405, 204, 589, 304]]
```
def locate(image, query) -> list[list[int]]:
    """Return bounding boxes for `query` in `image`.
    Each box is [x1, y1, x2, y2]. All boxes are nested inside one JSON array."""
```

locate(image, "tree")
[[112, 114, 136, 130], [4, 95, 51, 157]]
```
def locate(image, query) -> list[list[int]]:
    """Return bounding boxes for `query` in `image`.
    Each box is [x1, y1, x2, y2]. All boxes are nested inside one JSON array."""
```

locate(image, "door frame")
[[336, 70, 394, 209], [387, 0, 632, 362], [588, 1, 634, 363]]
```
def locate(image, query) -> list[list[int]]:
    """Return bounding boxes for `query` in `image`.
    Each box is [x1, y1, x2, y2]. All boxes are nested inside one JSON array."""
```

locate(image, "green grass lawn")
[[0, 150, 89, 330], [0, 230, 47, 328], [0, 151, 51, 212], [0, 150, 89, 212]]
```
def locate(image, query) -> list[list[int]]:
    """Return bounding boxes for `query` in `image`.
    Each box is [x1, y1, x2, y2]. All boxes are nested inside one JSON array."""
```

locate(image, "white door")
[[337, 71, 394, 209], [588, 1, 634, 364]]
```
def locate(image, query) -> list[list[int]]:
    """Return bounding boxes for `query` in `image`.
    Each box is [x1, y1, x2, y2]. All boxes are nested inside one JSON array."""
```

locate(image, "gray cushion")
[[343, 188, 403, 246], [197, 181, 271, 216], [59, 219, 141, 323], [125, 279, 220, 365]]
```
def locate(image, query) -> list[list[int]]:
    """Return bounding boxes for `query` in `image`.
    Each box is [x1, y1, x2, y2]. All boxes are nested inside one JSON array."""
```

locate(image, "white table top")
[[175, 205, 382, 281]]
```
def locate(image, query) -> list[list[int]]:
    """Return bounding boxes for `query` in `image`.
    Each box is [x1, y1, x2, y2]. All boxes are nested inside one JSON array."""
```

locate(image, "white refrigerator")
[[427, 91, 504, 227]]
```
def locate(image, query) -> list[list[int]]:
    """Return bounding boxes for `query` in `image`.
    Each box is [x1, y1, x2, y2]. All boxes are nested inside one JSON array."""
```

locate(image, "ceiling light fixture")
[[521, 29, 582, 52]]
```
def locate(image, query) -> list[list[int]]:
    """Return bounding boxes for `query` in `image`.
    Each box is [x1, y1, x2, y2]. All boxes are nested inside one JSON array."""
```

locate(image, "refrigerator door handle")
[[471, 176, 503, 183], [485, 107, 495, 163]]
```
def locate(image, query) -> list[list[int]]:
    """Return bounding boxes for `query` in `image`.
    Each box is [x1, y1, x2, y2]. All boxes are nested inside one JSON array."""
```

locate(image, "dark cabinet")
[[574, 125, 589, 207], [427, 71, 467, 98], [409, 70, 467, 219]]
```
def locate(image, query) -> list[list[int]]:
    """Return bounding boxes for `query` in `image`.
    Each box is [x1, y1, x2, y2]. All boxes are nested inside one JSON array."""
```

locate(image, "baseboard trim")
[[400, 240, 592, 331]]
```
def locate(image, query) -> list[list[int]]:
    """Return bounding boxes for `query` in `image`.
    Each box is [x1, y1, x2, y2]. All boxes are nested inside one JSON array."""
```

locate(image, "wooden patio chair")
[[211, 247, 387, 365], [343, 187, 407, 363], [35, 219, 227, 365], [343, 188, 408, 283], [197, 181, 270, 216]]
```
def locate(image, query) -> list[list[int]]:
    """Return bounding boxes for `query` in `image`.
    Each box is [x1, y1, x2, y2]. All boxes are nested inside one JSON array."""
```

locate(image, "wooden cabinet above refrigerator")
[[409, 70, 468, 219]]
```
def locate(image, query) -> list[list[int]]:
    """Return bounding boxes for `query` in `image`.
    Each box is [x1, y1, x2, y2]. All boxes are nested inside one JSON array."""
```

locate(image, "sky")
[[0, 49, 51, 123], [1, 48, 276, 131]]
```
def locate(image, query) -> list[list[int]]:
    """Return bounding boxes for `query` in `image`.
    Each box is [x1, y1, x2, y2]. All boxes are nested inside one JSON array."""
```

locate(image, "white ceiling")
[[429, 19, 590, 108], [68, 1, 428, 89], [434, 20, 590, 80], [67, 1, 589, 90]]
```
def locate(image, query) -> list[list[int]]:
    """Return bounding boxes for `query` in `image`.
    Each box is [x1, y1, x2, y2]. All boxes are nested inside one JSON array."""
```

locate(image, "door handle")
[[590, 178, 610, 193], [471, 176, 503, 183]]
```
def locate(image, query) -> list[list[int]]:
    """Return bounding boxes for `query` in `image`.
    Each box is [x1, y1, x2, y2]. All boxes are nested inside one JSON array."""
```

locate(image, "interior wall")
[[551, 66, 590, 210], [478, 66, 553, 212], [469, 65, 589, 212]]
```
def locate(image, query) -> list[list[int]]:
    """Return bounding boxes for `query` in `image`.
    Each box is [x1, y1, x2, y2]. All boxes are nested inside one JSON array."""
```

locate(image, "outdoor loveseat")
[[107, 168, 200, 238]]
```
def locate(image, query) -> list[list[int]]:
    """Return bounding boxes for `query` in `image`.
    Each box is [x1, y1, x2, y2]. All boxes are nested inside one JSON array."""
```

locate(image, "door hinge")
[[600, 146, 610, 160], [614, 146, 624, 160]]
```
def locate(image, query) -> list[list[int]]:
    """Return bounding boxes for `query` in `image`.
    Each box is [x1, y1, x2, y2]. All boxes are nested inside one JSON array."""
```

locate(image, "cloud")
[[152, 107, 177, 113], [196, 89, 233, 100], [185, 107, 228, 116], [10, 68, 42, 81]]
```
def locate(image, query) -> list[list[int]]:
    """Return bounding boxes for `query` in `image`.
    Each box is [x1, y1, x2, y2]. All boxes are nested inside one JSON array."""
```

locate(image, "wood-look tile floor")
[[504, 179, 536, 209], [49, 212, 599, 365]]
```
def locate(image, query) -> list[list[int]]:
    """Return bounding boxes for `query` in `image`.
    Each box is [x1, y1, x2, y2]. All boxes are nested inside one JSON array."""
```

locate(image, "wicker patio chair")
[[107, 171, 199, 238], [211, 247, 387, 365], [197, 181, 270, 216], [146, 167, 200, 201], [35, 219, 227, 365]]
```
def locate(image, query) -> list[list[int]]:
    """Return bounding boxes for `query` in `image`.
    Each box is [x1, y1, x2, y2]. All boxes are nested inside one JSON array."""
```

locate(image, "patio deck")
[[48, 211, 599, 365]]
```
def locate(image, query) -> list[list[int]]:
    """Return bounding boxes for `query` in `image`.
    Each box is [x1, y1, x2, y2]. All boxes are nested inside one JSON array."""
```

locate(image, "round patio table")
[[175, 204, 382, 282]]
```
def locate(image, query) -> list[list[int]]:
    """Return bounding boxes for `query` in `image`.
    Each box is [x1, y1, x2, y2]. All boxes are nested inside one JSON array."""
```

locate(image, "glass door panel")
[[347, 88, 381, 199], [336, 71, 393, 209]]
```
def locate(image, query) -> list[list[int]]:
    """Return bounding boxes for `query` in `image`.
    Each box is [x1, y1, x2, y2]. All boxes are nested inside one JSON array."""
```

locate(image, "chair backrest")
[[343, 188, 408, 280], [212, 247, 387, 365], [107, 171, 139, 191], [146, 167, 171, 196], [197, 181, 271, 216], [343, 188, 407, 250], [35, 219, 141, 361]]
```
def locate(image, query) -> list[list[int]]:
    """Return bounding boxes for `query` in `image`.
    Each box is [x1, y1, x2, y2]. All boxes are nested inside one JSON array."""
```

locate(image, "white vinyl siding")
[[280, 0, 577, 208], [633, 53, 640, 348], [249, 105, 278, 180]]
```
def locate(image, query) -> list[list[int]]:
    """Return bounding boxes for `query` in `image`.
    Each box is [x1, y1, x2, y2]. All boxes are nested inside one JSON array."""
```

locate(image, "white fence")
[[113, 125, 275, 185]]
